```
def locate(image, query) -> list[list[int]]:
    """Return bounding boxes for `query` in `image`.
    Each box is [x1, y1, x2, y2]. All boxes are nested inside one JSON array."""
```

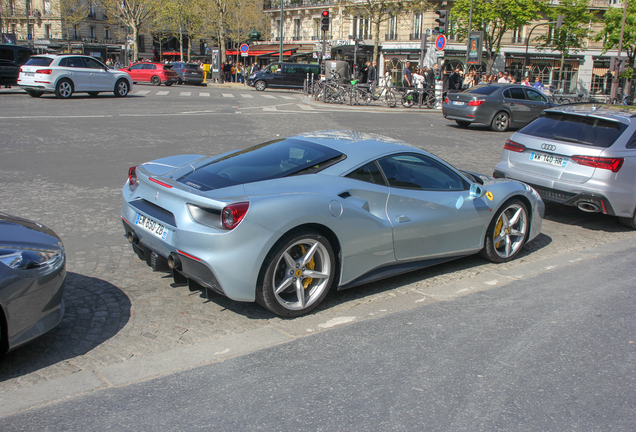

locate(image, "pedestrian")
[[521, 76, 531, 86], [367, 60, 377, 92], [402, 61, 413, 88], [242, 63, 249, 84], [533, 76, 544, 92], [384, 66, 393, 87], [462, 70, 475, 90], [236, 63, 242, 83], [449, 67, 462, 92], [230, 62, 236, 82]]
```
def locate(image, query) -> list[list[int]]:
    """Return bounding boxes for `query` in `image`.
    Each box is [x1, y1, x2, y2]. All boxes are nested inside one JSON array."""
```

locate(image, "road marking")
[[280, 96, 295, 100], [156, 91, 169, 96], [240, 94, 253, 98], [180, 92, 191, 96], [222, 93, 234, 98], [135, 90, 150, 95], [263, 107, 277, 111], [297, 104, 314, 110], [261, 94, 276, 99], [199, 92, 210, 97]]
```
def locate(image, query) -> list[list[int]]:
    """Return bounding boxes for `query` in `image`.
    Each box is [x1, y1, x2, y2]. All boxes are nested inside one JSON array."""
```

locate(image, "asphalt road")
[[1, 83, 635, 426], [2, 245, 634, 431]]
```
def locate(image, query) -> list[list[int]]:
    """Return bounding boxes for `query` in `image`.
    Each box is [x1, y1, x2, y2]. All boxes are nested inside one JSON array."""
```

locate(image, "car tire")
[[151, 76, 161, 86], [88, 92, 99, 97], [456, 120, 470, 128], [165, 81, 173, 86], [491, 111, 510, 132], [114, 79, 129, 97], [25, 89, 43, 98], [255, 80, 266, 91], [618, 212, 636, 229], [256, 230, 335, 317], [480, 199, 529, 263], [55, 79, 73, 99]]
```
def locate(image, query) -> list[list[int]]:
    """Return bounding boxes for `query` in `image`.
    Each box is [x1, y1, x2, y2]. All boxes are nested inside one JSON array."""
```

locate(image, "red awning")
[[161, 52, 182, 56], [226, 50, 293, 56]]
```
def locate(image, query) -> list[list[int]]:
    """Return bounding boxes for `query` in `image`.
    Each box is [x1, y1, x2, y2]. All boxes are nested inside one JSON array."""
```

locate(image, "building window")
[[276, 19, 281, 40], [89, 3, 96, 17], [512, 27, 523, 44], [9, 0, 15, 16], [105, 28, 110, 40], [89, 26, 95, 39], [313, 18, 320, 40], [386, 16, 398, 40], [45, 24, 51, 39], [352, 17, 370, 39], [74, 25, 80, 40], [138, 35, 145, 52], [411, 13, 422, 39], [43, 0, 51, 14], [293, 19, 301, 40]]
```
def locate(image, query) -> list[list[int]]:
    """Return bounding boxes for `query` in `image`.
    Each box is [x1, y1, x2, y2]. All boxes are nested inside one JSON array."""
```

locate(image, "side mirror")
[[469, 183, 485, 200]]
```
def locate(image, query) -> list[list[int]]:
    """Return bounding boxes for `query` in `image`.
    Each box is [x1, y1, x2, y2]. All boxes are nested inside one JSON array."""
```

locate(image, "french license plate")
[[530, 151, 568, 168], [135, 213, 170, 240], [452, 101, 465, 106], [24, 72, 34, 77]]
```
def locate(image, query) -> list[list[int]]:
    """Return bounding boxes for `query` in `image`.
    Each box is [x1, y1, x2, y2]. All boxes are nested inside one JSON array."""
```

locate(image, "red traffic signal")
[[321, 10, 330, 31]]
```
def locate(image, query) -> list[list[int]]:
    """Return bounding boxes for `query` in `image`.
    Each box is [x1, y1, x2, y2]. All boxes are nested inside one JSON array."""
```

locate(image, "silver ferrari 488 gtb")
[[121, 131, 544, 316]]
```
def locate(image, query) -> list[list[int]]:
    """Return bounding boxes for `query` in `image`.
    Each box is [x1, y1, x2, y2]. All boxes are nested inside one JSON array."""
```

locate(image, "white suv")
[[18, 54, 132, 99]]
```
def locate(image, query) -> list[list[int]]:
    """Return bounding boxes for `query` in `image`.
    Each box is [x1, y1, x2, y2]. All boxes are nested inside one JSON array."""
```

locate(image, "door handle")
[[397, 215, 411, 223]]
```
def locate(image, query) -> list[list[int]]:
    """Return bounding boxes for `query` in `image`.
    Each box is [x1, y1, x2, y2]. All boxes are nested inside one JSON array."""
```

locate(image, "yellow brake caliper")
[[494, 218, 503, 248], [300, 245, 315, 289]]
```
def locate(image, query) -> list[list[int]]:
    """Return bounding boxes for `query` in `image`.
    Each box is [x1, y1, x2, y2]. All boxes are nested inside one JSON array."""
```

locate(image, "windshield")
[[178, 138, 344, 191], [520, 112, 628, 148]]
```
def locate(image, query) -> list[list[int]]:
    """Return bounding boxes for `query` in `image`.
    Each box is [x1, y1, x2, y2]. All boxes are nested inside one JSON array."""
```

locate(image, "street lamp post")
[[524, 19, 560, 77], [279, 0, 284, 62]]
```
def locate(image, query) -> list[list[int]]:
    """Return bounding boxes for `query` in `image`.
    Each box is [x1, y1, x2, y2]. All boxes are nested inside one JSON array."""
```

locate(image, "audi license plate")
[[135, 214, 170, 240], [24, 72, 34, 77], [452, 101, 465, 106], [530, 151, 568, 168]]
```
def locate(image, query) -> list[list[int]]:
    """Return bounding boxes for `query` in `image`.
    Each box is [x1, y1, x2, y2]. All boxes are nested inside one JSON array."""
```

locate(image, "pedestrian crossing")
[[133, 89, 304, 101]]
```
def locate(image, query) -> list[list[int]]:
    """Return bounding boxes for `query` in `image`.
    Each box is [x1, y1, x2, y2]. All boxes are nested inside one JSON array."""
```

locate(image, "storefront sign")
[[466, 31, 483, 65]]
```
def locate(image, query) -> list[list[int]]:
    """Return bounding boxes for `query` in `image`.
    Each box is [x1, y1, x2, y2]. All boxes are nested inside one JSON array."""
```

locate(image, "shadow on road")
[[0, 272, 131, 382], [543, 202, 632, 232]]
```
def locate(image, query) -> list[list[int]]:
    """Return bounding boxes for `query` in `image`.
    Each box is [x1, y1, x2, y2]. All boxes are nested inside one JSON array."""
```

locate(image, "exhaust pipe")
[[127, 231, 139, 244], [168, 253, 182, 270], [578, 202, 601, 213]]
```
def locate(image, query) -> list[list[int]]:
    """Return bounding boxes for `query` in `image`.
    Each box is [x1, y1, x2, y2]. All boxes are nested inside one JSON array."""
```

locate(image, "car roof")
[[543, 104, 636, 125], [291, 131, 418, 156]]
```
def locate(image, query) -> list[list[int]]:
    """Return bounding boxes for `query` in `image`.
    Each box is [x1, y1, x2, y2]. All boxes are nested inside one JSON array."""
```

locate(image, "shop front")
[[506, 53, 583, 92]]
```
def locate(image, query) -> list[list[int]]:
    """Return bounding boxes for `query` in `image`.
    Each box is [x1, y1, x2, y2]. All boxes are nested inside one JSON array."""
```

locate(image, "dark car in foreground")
[[0, 213, 66, 354], [0, 44, 31, 87], [171, 62, 204, 85], [494, 104, 636, 228], [443, 83, 558, 132], [121, 131, 544, 317], [247, 62, 320, 91]]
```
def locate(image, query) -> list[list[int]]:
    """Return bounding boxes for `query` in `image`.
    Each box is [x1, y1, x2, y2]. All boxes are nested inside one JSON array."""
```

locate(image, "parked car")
[[494, 105, 636, 228], [247, 62, 320, 91], [442, 83, 558, 132], [122, 62, 178, 86], [0, 213, 66, 354], [18, 54, 132, 98], [0, 44, 31, 87], [121, 131, 544, 317], [171, 62, 204, 85]]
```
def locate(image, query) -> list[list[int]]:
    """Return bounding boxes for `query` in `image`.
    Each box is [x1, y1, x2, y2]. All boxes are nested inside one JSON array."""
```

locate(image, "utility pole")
[[610, 0, 629, 101], [279, 0, 284, 62], [26, 0, 31, 48]]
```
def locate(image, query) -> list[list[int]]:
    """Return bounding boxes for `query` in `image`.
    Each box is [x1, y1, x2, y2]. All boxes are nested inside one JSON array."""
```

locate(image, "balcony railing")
[[385, 33, 398, 41], [511, 36, 524, 44], [263, 0, 335, 10], [409, 33, 422, 41], [292, 35, 302, 40]]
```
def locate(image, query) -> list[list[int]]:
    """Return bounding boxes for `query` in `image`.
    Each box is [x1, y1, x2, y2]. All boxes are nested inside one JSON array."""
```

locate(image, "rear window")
[[178, 138, 345, 191], [466, 85, 498, 96], [519, 112, 628, 148], [25, 57, 53, 66], [0, 48, 14, 61], [184, 64, 199, 70]]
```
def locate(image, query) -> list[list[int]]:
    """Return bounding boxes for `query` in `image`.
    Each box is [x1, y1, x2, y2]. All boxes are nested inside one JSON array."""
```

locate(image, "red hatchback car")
[[121, 62, 178, 86]]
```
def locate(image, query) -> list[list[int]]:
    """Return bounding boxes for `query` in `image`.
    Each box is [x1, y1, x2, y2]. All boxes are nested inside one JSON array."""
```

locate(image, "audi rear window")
[[178, 138, 344, 191], [466, 85, 498, 96], [25, 57, 53, 66], [184, 64, 199, 70], [519, 112, 628, 148]]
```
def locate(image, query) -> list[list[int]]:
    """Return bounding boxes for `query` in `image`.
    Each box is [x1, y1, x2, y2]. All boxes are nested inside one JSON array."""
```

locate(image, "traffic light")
[[434, 10, 448, 34], [321, 10, 329, 32]]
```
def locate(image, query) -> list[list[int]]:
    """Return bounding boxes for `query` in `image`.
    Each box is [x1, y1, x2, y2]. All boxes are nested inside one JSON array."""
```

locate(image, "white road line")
[[135, 90, 150, 95], [297, 104, 314, 110], [279, 96, 295, 100], [222, 93, 234, 98], [263, 107, 277, 111], [240, 94, 254, 98], [261, 95, 276, 99], [199, 92, 210, 97], [180, 92, 192, 96], [156, 91, 169, 96]]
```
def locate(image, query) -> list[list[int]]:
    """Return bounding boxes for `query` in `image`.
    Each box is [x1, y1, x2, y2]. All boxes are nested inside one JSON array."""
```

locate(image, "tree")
[[225, 0, 267, 75], [534, 0, 597, 90], [594, 0, 636, 93], [153, 0, 188, 60], [58, 0, 90, 50], [342, 0, 431, 63], [451, 0, 542, 74], [98, 0, 157, 63]]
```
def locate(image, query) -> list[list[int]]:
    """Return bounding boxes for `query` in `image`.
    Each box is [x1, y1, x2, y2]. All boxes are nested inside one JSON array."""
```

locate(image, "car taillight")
[[149, 177, 173, 188], [221, 202, 249, 230], [571, 156, 624, 173], [19, 66, 23, 73], [468, 100, 485, 106], [444, 98, 449, 104], [128, 166, 138, 186], [504, 139, 526, 153], [36, 69, 52, 75]]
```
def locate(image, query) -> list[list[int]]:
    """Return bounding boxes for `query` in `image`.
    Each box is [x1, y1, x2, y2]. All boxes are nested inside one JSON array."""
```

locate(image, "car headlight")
[[0, 246, 64, 270], [248, 74, 255, 79]]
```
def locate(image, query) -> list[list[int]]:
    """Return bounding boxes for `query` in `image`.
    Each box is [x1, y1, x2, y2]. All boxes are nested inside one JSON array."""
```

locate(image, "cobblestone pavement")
[[0, 94, 634, 399]]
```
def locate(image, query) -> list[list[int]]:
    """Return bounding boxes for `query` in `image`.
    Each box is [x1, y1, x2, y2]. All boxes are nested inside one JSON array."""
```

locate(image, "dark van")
[[0, 44, 32, 87], [247, 62, 320, 91]]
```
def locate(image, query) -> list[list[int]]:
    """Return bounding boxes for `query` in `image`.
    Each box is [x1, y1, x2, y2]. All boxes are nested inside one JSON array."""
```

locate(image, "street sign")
[[435, 34, 446, 51], [28, 33, 32, 40], [240, 43, 249, 56], [436, 50, 444, 58]]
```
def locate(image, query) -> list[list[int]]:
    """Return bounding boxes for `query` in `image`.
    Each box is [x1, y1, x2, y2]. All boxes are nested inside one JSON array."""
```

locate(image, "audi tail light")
[[36, 69, 52, 75], [571, 156, 624, 173], [444, 98, 449, 104], [468, 100, 485, 106], [221, 202, 249, 230], [504, 139, 526, 153], [128, 166, 138, 187]]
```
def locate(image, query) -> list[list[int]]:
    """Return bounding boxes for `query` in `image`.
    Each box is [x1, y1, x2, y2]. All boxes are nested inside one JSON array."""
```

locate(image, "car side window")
[[627, 132, 636, 149], [525, 89, 546, 102], [130, 64, 143, 70], [504, 87, 526, 100], [84, 57, 104, 69], [345, 161, 387, 186], [66, 57, 86, 68], [17, 50, 30, 65], [378, 154, 467, 191], [143, 64, 157, 70]]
